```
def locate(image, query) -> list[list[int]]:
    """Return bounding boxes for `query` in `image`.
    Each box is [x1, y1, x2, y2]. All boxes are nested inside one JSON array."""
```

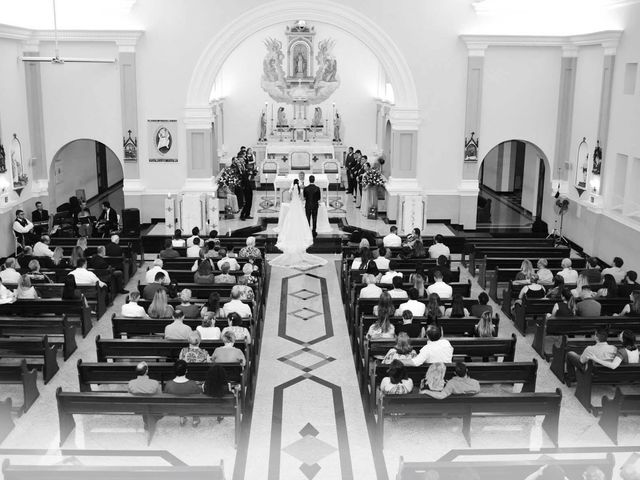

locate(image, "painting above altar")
[[261, 20, 340, 105]]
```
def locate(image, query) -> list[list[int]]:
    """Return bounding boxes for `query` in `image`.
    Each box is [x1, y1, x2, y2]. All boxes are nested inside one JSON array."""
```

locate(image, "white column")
[[23, 40, 47, 188]]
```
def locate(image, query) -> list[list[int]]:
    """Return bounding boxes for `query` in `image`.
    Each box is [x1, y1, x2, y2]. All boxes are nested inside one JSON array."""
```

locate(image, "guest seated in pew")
[[76, 236, 88, 252], [575, 286, 601, 317], [164, 360, 203, 427], [428, 234, 451, 260], [239, 236, 262, 259], [470, 292, 492, 318], [186, 227, 201, 248], [163, 309, 191, 339], [128, 361, 160, 396], [51, 247, 69, 268], [197, 314, 221, 340], [143, 272, 168, 301], [402, 227, 421, 249], [426, 270, 452, 300], [214, 262, 236, 284], [536, 258, 554, 284], [566, 328, 617, 378], [172, 229, 186, 248], [514, 259, 535, 283], [419, 362, 446, 393], [16, 274, 38, 299], [105, 235, 123, 257], [222, 291, 251, 318], [88, 246, 127, 294], [33, 234, 54, 258], [424, 293, 444, 324], [412, 325, 453, 365], [474, 311, 496, 338], [547, 289, 575, 318], [587, 330, 639, 369], [211, 331, 246, 366], [397, 288, 426, 317], [238, 263, 258, 286], [166, 281, 180, 299], [428, 256, 452, 284], [149, 289, 175, 320], [194, 258, 216, 284], [351, 246, 373, 271], [411, 273, 426, 297], [382, 332, 417, 364], [201, 292, 224, 319], [602, 256, 626, 283], [620, 271, 640, 297], [444, 294, 469, 318], [383, 225, 401, 248], [69, 246, 85, 268], [0, 277, 17, 304], [373, 247, 390, 270], [403, 237, 426, 259], [186, 237, 202, 258], [203, 364, 233, 400], [518, 274, 546, 300], [360, 274, 383, 299], [387, 276, 408, 299], [178, 289, 201, 318], [596, 274, 618, 299], [69, 258, 107, 288], [618, 290, 640, 317], [17, 246, 34, 270], [420, 362, 480, 399], [27, 260, 53, 284], [179, 332, 211, 363], [374, 291, 395, 316], [380, 360, 414, 395], [570, 274, 593, 299], [380, 260, 403, 285], [0, 258, 21, 284], [366, 263, 382, 283], [394, 311, 423, 338], [558, 258, 579, 283], [121, 291, 146, 317], [222, 312, 251, 342], [546, 275, 565, 301], [580, 257, 602, 284], [146, 259, 170, 285], [367, 293, 396, 340], [217, 249, 240, 271], [232, 283, 254, 303], [159, 239, 181, 259]]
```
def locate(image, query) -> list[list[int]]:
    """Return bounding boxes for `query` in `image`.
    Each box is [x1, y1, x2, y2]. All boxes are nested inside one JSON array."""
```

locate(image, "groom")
[[303, 175, 321, 237]]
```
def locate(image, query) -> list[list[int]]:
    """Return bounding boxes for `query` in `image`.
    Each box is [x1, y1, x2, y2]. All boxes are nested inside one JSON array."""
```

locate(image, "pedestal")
[[399, 195, 427, 235]]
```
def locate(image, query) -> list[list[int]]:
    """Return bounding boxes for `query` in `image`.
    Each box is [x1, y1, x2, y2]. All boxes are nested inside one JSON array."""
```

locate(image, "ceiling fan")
[[21, 0, 116, 64]]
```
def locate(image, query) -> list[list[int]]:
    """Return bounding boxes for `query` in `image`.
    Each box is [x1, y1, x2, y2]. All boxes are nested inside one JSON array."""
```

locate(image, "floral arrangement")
[[362, 169, 385, 187], [217, 166, 239, 188]]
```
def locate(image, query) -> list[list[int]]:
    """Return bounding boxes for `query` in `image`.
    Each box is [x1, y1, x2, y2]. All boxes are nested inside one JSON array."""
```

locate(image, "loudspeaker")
[[121, 208, 140, 237]]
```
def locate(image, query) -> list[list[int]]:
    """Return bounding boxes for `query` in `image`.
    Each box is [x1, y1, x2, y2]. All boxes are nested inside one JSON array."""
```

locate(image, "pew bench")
[[0, 298, 93, 337], [0, 316, 77, 360], [0, 360, 39, 413], [56, 388, 241, 447], [599, 388, 640, 445], [574, 361, 640, 413], [549, 336, 624, 384], [0, 336, 59, 384], [377, 389, 562, 448], [111, 315, 253, 339], [0, 398, 14, 444]]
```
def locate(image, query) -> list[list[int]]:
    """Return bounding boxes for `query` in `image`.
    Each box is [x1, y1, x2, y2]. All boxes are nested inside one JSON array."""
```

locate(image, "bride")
[[270, 179, 327, 270]]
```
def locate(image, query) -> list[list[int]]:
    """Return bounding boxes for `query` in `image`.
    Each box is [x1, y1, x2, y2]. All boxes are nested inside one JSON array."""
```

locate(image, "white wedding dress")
[[270, 187, 327, 270]]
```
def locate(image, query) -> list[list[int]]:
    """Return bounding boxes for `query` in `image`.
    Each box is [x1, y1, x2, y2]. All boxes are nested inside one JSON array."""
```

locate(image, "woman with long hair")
[[201, 292, 224, 318], [597, 274, 618, 299], [203, 364, 230, 397], [411, 273, 426, 298], [515, 259, 535, 283], [379, 359, 413, 395], [474, 311, 495, 337], [419, 362, 446, 392], [147, 289, 174, 319], [519, 274, 546, 299], [367, 292, 395, 339], [51, 247, 68, 268], [194, 257, 215, 284], [444, 294, 469, 318], [366, 262, 382, 283], [76, 236, 88, 252], [425, 293, 443, 323], [16, 274, 38, 299], [549, 288, 575, 317], [70, 246, 85, 268], [382, 332, 417, 364], [546, 275, 565, 301], [571, 273, 592, 299], [61, 275, 81, 300], [352, 247, 373, 271], [619, 290, 640, 316], [408, 239, 426, 259]]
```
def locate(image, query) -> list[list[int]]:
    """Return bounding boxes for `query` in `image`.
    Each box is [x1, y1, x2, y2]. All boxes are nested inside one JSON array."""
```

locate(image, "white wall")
[[53, 139, 98, 204]]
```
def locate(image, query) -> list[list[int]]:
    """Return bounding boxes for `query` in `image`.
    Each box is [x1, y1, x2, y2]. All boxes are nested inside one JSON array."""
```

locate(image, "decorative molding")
[[122, 178, 145, 193], [182, 177, 217, 192], [184, 106, 214, 129], [385, 177, 422, 194], [457, 180, 480, 196], [460, 31, 623, 53], [0, 23, 143, 45], [387, 108, 420, 131], [471, 0, 640, 15]]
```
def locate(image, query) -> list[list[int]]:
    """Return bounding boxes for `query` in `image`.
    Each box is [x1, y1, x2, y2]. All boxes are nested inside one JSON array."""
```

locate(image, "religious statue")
[[464, 132, 478, 162], [333, 111, 341, 143], [312, 107, 323, 127], [277, 107, 288, 127], [259, 111, 267, 141], [11, 134, 24, 187], [0, 143, 6, 174], [296, 52, 306, 75], [592, 140, 602, 175]]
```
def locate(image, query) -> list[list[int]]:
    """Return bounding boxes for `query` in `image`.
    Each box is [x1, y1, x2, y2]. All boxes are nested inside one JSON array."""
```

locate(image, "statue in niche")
[[0, 143, 6, 173], [464, 132, 478, 162], [592, 140, 602, 175], [277, 107, 288, 127], [296, 52, 306, 75], [333, 111, 341, 143], [11, 134, 27, 188], [259, 111, 267, 141], [311, 107, 323, 127]]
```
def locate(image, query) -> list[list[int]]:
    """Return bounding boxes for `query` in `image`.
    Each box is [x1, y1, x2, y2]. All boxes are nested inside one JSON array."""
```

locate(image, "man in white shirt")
[[186, 227, 201, 248], [164, 310, 193, 340], [426, 271, 453, 299], [396, 288, 426, 316], [601, 257, 626, 283], [382, 226, 402, 248], [412, 325, 454, 365], [217, 248, 240, 271], [33, 235, 54, 258], [69, 258, 106, 287], [222, 290, 252, 318], [359, 275, 382, 299], [373, 247, 390, 270], [145, 259, 170, 285], [0, 258, 21, 284], [388, 276, 408, 299], [186, 237, 202, 257], [428, 234, 450, 259], [380, 260, 403, 284], [121, 291, 147, 317]]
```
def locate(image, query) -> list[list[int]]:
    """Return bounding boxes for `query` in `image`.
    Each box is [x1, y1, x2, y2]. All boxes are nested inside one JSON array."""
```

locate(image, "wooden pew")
[[0, 298, 93, 337], [50, 236, 143, 267], [549, 336, 624, 384], [56, 387, 241, 447], [110, 315, 253, 339], [0, 316, 77, 360], [136, 299, 254, 319], [377, 389, 562, 448], [161, 256, 264, 270], [470, 245, 570, 278], [599, 388, 640, 445], [532, 315, 640, 358], [396, 454, 614, 480], [360, 314, 500, 338], [0, 398, 14, 444], [0, 360, 39, 413], [482, 256, 587, 291], [574, 360, 640, 413], [143, 234, 264, 255], [0, 336, 59, 384], [368, 360, 538, 412], [501, 280, 603, 315], [2, 459, 226, 480]]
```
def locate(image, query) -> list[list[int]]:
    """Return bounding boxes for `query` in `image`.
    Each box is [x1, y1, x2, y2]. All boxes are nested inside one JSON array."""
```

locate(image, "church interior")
[[0, 0, 640, 478]]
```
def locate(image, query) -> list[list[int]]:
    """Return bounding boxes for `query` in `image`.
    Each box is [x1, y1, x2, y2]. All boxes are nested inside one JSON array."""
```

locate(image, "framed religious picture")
[[148, 120, 178, 163]]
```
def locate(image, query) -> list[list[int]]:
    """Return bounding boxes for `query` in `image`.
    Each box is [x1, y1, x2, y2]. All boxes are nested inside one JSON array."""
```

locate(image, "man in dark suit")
[[31, 201, 49, 236], [105, 235, 123, 257], [344, 147, 355, 195], [96, 201, 118, 237], [347, 149, 362, 200], [239, 153, 256, 221], [87, 245, 127, 294], [303, 175, 321, 237]]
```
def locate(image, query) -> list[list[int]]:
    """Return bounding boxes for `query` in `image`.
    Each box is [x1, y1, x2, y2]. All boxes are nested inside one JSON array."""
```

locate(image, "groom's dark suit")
[[303, 182, 321, 236]]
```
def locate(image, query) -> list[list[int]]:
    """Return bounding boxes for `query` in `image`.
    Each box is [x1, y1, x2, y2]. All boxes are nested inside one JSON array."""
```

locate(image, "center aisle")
[[241, 256, 379, 479]]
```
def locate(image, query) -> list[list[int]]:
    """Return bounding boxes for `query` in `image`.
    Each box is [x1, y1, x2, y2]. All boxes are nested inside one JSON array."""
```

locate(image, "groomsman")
[[347, 150, 363, 202], [345, 147, 355, 195], [239, 153, 256, 221]]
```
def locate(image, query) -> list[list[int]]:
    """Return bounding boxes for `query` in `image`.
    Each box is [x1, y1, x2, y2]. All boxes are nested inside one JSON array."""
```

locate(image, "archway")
[[477, 140, 550, 231], [49, 139, 124, 216]]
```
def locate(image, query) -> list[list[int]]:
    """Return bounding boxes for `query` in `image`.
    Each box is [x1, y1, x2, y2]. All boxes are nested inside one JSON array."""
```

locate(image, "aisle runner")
[[243, 258, 377, 479]]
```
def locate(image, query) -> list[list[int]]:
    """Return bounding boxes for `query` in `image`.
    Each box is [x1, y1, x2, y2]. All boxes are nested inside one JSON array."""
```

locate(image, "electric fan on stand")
[[547, 196, 570, 246]]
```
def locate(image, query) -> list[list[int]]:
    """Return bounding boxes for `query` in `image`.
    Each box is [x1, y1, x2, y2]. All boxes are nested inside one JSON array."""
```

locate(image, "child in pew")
[[420, 362, 480, 399], [419, 362, 446, 393]]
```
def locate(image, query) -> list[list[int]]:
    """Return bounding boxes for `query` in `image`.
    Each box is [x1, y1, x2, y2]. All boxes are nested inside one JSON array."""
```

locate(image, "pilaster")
[[462, 46, 486, 181], [118, 45, 140, 179], [23, 43, 47, 181], [553, 47, 578, 182]]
